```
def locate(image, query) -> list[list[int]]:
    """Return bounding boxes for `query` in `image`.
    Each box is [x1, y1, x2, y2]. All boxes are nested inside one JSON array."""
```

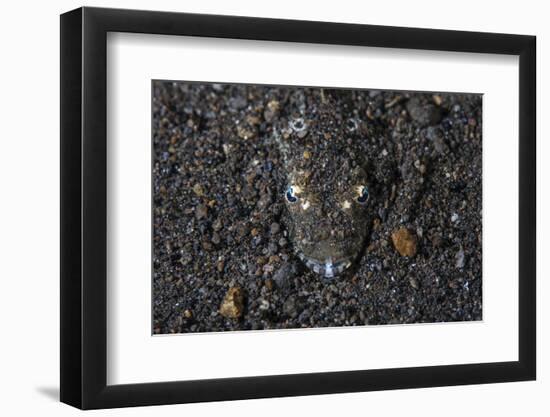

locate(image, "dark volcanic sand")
[[152, 81, 482, 334]]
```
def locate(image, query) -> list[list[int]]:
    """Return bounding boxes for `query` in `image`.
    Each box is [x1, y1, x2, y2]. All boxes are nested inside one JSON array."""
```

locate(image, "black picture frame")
[[60, 6, 536, 410]]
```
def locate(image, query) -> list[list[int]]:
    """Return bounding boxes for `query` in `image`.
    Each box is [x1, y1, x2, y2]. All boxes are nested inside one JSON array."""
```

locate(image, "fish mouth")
[[296, 252, 353, 279]]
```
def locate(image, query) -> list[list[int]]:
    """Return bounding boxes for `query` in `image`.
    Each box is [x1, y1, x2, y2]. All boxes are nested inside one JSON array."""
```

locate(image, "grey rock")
[[427, 126, 448, 155], [273, 262, 297, 288], [455, 247, 465, 269], [407, 98, 442, 127], [283, 296, 298, 318], [270, 222, 281, 235]]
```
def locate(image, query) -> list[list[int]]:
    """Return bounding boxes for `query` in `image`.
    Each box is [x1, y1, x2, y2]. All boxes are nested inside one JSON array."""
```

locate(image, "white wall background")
[[0, 0, 545, 415]]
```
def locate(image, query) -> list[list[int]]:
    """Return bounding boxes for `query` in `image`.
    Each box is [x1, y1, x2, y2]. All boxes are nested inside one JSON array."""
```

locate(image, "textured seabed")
[[152, 82, 482, 334]]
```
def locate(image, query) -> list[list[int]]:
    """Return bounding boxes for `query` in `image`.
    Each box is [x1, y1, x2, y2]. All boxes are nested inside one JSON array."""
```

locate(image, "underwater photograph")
[[152, 81, 482, 334]]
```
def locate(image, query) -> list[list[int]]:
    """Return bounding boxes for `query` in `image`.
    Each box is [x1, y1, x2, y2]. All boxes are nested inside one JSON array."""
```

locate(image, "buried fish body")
[[275, 92, 379, 279]]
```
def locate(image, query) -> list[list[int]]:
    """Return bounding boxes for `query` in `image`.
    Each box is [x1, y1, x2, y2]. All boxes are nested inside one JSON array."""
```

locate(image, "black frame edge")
[[81, 6, 109, 409], [92, 361, 532, 410], [84, 6, 533, 54], [60, 6, 537, 410], [60, 7, 83, 409], [518, 35, 536, 380]]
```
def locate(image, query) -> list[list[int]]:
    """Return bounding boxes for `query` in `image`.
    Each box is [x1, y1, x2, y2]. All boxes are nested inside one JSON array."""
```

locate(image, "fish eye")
[[356, 186, 369, 204], [289, 117, 307, 132], [346, 118, 359, 132], [285, 186, 298, 203]]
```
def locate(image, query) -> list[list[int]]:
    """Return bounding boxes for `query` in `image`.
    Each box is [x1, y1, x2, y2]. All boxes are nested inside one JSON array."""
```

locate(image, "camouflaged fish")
[[274, 91, 381, 279]]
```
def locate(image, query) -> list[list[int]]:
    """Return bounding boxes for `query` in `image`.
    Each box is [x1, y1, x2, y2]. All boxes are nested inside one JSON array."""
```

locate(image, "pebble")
[[195, 204, 208, 220], [212, 218, 223, 231], [236, 223, 249, 238], [193, 183, 204, 196], [455, 247, 465, 269], [407, 98, 442, 126], [409, 277, 420, 290], [267, 242, 278, 255], [270, 222, 280, 235], [273, 262, 296, 288], [283, 296, 298, 318], [431, 234, 443, 248], [211, 232, 221, 245], [391, 227, 418, 257], [219, 286, 245, 319], [264, 100, 280, 122], [269, 255, 280, 264], [237, 125, 257, 140], [229, 96, 247, 110], [297, 129, 309, 139], [427, 126, 447, 154]]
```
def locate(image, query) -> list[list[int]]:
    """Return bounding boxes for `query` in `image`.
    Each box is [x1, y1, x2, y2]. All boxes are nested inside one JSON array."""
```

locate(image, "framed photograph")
[[60, 6, 536, 409]]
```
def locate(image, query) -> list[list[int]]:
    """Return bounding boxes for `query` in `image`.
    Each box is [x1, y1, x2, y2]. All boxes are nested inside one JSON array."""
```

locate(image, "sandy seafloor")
[[152, 81, 482, 334]]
